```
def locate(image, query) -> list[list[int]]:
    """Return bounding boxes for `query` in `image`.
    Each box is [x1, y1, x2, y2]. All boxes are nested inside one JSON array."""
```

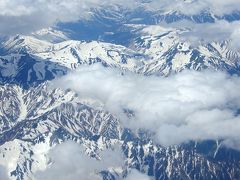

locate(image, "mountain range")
[[0, 3, 240, 180]]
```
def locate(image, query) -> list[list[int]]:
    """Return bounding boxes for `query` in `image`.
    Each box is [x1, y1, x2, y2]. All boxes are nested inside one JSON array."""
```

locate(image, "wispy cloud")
[[52, 65, 240, 149]]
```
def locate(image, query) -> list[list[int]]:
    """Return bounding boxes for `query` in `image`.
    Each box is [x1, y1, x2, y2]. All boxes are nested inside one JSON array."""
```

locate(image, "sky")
[[52, 65, 240, 150]]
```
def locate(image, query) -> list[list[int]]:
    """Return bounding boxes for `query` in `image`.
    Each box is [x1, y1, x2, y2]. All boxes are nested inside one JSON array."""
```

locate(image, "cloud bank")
[[52, 65, 240, 149], [35, 141, 125, 180]]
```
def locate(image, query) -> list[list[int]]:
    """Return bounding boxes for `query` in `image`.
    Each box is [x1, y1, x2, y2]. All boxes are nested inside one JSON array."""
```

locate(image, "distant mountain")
[[58, 6, 240, 44]]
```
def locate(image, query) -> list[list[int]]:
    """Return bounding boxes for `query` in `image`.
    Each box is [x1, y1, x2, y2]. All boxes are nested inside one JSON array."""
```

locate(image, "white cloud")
[[35, 141, 125, 180], [52, 65, 240, 149], [126, 169, 151, 180]]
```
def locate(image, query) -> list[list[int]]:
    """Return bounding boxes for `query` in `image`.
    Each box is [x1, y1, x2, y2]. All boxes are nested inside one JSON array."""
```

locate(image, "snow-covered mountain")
[[1, 4, 240, 180]]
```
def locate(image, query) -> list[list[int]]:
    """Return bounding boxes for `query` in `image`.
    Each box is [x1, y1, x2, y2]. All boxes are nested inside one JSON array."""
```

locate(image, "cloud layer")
[[52, 65, 240, 149]]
